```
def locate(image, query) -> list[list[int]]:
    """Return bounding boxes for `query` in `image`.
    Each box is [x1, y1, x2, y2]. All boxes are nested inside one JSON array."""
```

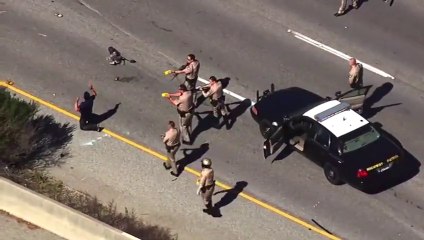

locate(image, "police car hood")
[[341, 135, 402, 169]]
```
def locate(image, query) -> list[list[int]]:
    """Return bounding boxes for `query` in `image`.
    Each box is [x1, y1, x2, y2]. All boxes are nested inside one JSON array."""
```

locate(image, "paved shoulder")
[[0, 211, 64, 240]]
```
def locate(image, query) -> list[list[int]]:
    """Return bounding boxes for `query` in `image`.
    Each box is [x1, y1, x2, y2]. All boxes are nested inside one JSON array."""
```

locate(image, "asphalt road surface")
[[1, 0, 424, 239]]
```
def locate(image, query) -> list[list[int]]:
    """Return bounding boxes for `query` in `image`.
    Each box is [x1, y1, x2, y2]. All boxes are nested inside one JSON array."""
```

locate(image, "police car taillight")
[[356, 169, 368, 178], [251, 106, 258, 115]]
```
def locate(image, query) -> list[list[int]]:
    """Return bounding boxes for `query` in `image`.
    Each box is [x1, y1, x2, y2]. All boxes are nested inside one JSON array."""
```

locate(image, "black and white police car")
[[250, 86, 404, 189]]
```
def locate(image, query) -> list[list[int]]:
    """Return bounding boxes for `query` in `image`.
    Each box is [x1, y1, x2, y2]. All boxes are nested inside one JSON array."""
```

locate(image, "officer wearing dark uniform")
[[74, 84, 102, 132], [162, 121, 181, 176], [200, 76, 229, 118], [196, 158, 215, 213], [107, 47, 124, 65], [166, 84, 194, 144]]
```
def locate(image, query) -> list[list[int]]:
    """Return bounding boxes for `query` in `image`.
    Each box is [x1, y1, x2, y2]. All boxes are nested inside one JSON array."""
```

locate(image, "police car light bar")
[[314, 102, 351, 122]]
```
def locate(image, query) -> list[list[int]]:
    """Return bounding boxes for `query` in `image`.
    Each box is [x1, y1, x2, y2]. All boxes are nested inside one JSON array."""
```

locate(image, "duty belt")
[[177, 107, 194, 116], [167, 143, 181, 148]]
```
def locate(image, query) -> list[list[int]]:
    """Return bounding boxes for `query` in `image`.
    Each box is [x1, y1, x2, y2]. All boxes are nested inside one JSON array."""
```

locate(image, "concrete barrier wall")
[[0, 177, 140, 240]]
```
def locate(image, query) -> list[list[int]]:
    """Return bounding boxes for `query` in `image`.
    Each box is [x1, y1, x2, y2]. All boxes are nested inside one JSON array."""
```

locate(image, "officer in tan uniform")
[[334, 0, 359, 16], [348, 58, 363, 88], [162, 121, 181, 176], [165, 84, 194, 144], [196, 158, 215, 213], [200, 76, 229, 118], [173, 54, 200, 104], [173, 54, 200, 91]]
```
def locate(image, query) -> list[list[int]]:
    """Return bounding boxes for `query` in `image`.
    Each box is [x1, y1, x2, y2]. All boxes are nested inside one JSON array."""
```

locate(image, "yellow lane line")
[[4, 82, 79, 121], [0, 81, 341, 240]]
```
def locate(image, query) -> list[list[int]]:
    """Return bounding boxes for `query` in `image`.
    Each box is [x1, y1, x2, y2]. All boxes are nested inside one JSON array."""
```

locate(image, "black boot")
[[202, 202, 213, 214]]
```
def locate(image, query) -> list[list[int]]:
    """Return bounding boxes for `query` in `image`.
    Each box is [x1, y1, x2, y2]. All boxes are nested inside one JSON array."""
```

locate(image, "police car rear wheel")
[[324, 163, 344, 185]]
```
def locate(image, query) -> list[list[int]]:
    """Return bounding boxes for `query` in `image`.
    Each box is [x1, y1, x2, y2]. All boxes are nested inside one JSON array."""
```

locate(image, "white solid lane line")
[[288, 29, 395, 80]]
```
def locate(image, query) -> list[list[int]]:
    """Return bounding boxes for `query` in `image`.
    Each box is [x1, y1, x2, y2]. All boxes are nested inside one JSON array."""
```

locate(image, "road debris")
[[54, 13, 63, 18], [38, 33, 47, 37]]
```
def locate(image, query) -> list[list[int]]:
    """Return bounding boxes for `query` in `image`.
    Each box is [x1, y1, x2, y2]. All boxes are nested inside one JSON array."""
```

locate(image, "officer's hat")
[[201, 158, 212, 167]]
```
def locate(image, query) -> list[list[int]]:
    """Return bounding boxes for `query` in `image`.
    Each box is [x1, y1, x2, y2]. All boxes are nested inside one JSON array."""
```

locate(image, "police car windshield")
[[340, 124, 380, 154]]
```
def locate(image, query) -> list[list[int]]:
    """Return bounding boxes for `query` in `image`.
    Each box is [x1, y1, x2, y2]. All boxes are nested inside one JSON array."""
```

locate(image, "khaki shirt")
[[203, 81, 223, 101], [348, 64, 361, 85], [199, 168, 214, 187], [174, 91, 193, 112], [185, 60, 200, 80], [163, 128, 180, 146]]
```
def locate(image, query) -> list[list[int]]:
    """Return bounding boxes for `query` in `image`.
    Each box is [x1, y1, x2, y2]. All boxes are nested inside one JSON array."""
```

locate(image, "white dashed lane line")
[[287, 29, 395, 80], [197, 27, 396, 105], [170, 27, 396, 106]]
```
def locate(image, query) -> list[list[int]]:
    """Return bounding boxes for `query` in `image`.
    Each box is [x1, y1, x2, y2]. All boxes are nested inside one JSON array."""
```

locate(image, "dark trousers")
[[178, 109, 193, 142], [201, 183, 215, 209], [184, 77, 198, 91], [79, 118, 98, 131], [185, 77, 198, 104], [165, 144, 180, 174]]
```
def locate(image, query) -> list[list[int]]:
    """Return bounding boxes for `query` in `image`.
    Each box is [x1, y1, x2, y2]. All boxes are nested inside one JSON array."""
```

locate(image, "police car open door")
[[335, 85, 371, 113], [263, 123, 285, 159]]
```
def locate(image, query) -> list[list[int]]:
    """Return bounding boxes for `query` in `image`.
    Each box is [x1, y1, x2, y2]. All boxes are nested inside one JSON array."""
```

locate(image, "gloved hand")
[[196, 187, 201, 195]]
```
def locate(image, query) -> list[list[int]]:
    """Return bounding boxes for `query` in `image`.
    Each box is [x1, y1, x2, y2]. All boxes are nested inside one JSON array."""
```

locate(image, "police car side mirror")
[[372, 122, 383, 129]]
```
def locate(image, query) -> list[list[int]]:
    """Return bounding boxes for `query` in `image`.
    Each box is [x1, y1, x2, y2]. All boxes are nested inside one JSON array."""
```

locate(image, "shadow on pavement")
[[116, 76, 140, 83], [363, 82, 401, 119], [91, 103, 121, 124], [208, 181, 248, 217], [190, 111, 218, 143], [177, 143, 209, 174], [220, 77, 231, 89], [220, 99, 251, 130]]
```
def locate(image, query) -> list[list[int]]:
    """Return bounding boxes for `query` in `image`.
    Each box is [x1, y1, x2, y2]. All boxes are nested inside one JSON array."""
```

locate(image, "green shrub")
[[0, 89, 73, 170]]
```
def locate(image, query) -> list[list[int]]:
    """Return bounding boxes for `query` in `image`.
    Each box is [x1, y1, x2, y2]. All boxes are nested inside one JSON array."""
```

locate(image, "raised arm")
[[74, 97, 80, 112], [89, 84, 97, 96]]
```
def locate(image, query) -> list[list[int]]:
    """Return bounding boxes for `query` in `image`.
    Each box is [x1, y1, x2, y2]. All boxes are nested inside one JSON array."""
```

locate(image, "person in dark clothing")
[[107, 47, 124, 66], [74, 84, 102, 132], [106, 46, 136, 81]]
